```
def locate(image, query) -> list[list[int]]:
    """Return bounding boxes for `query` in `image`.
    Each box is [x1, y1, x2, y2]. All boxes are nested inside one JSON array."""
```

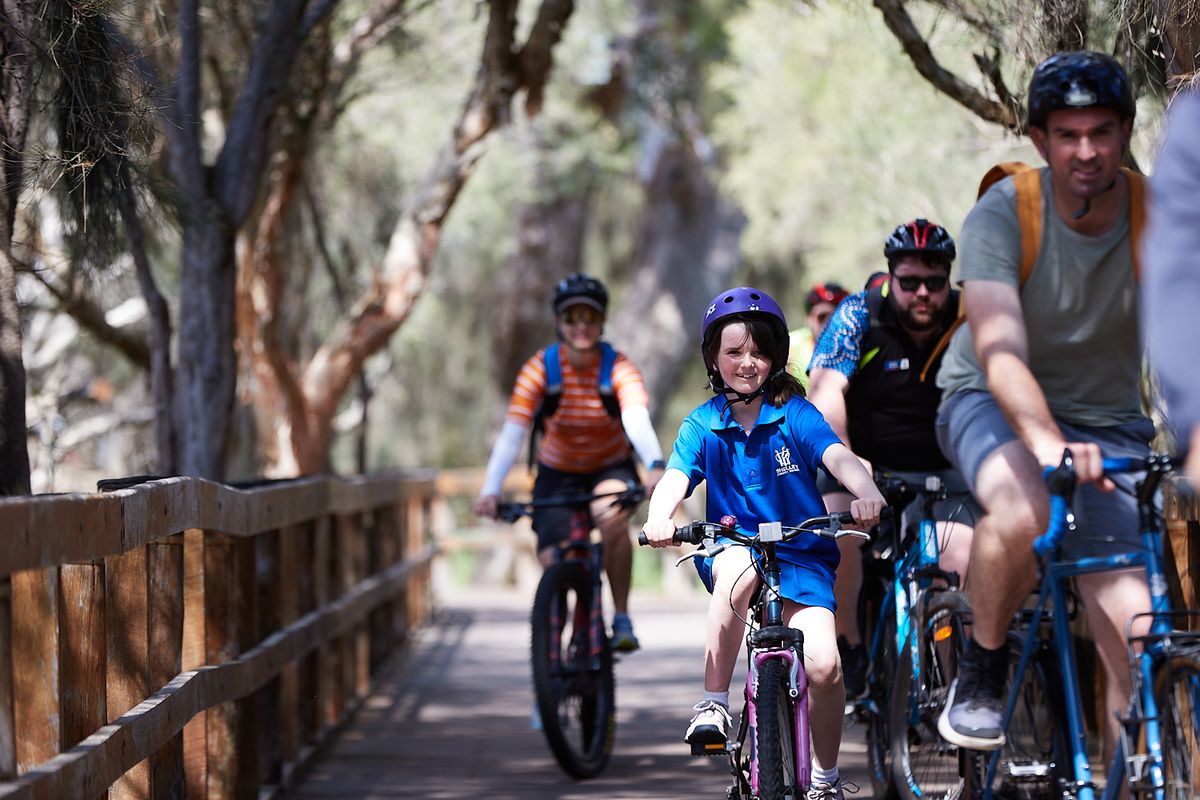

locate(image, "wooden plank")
[[0, 579, 13, 779], [106, 546, 150, 799], [149, 535, 186, 799], [181, 529, 206, 800], [204, 533, 258, 799], [59, 562, 106, 756], [277, 526, 300, 767], [0, 474, 431, 576], [12, 569, 59, 772]]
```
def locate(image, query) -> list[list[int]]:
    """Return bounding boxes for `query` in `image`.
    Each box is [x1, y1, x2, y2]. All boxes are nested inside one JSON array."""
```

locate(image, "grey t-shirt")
[[936, 167, 1146, 427]]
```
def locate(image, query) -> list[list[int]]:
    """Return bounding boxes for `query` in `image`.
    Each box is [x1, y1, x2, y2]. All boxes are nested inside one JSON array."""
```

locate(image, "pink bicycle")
[[641, 513, 865, 800]]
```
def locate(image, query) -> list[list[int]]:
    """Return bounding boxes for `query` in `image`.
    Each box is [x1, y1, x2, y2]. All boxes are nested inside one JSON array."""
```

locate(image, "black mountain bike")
[[497, 480, 645, 779]]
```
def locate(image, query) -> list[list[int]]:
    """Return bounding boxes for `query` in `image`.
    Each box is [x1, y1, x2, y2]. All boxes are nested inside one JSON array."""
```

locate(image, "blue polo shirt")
[[667, 395, 842, 570]]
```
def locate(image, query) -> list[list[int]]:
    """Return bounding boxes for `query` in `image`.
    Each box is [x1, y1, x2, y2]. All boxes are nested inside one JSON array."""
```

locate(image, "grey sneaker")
[[805, 778, 859, 799], [685, 700, 731, 755], [937, 647, 1006, 750]]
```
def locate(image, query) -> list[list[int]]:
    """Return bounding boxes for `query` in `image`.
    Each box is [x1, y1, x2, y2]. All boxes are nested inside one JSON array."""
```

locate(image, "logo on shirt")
[[883, 357, 910, 373], [774, 446, 800, 476]]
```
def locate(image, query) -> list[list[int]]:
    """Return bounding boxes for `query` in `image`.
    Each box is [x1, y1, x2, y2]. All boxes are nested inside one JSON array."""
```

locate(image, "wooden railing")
[[0, 471, 437, 799]]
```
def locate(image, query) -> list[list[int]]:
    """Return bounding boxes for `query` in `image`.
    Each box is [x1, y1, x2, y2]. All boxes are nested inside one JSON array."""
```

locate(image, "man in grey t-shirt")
[[934, 52, 1154, 757]]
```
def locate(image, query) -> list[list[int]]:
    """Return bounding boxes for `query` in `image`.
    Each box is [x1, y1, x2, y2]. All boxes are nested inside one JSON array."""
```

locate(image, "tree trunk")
[[0, 0, 33, 497], [490, 140, 591, 397], [1158, 0, 1200, 89], [604, 0, 744, 416]]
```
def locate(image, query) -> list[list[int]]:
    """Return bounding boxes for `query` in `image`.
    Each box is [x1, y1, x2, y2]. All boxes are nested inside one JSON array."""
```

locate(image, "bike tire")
[[961, 632, 1070, 800], [866, 607, 900, 800], [891, 589, 971, 800], [530, 561, 616, 779], [755, 656, 800, 800], [1153, 652, 1200, 799]]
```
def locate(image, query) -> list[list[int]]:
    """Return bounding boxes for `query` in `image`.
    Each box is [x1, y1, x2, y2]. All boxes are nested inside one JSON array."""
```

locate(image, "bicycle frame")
[[545, 509, 608, 670], [741, 532, 812, 796], [982, 455, 1189, 800]]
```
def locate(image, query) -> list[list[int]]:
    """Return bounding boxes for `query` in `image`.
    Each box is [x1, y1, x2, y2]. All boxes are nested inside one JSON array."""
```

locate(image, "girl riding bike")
[[641, 286, 885, 800]]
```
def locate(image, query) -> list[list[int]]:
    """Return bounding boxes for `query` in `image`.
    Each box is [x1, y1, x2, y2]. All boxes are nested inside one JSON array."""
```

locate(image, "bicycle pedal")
[[690, 740, 729, 756]]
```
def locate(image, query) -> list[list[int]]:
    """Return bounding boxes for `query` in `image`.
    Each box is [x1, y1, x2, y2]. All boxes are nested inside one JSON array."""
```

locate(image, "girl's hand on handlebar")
[[474, 494, 499, 520], [850, 497, 884, 528], [640, 518, 677, 548]]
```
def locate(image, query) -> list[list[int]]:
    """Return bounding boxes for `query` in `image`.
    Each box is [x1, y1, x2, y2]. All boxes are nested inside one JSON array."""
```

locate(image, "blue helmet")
[[1027, 51, 1135, 129]]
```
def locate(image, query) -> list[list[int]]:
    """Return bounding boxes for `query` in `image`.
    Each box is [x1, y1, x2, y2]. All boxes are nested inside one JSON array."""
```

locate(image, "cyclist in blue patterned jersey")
[[807, 219, 978, 699]]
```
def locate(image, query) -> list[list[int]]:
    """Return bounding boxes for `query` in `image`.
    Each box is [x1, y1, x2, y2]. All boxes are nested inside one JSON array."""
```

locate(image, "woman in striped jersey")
[[475, 274, 667, 652]]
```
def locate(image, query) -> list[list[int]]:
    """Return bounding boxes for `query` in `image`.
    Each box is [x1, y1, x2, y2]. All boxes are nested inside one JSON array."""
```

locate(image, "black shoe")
[[937, 642, 1007, 750], [838, 636, 868, 700]]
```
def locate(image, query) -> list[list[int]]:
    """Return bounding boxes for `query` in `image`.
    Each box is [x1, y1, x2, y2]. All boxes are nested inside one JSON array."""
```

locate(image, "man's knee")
[[975, 445, 1050, 542]]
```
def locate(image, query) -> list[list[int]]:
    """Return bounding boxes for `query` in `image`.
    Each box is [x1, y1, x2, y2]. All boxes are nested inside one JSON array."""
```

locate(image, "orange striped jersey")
[[506, 346, 650, 473]]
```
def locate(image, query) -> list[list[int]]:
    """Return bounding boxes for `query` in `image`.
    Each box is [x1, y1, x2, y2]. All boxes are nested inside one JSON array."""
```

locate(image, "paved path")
[[287, 588, 877, 799]]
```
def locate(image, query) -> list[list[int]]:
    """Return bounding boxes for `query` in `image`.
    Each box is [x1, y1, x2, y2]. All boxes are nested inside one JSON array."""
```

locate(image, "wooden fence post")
[[12, 569, 59, 772], [1164, 475, 1199, 623], [0, 577, 13, 780], [204, 532, 259, 800]]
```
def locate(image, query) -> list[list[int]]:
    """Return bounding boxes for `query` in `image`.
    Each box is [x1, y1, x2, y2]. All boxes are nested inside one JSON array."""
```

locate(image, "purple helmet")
[[700, 287, 790, 374]]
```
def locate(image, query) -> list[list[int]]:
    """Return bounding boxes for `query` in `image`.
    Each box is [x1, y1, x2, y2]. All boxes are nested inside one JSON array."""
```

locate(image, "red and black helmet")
[[804, 283, 850, 313], [883, 219, 957, 265], [1027, 50, 1135, 130]]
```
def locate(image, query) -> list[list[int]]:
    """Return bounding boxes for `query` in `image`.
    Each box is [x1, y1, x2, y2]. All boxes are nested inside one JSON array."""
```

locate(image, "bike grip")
[[831, 510, 857, 525], [637, 531, 649, 546], [1033, 494, 1070, 557]]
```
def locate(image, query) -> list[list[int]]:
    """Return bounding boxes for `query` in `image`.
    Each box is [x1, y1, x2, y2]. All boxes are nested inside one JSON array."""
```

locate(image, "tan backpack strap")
[[1012, 168, 1043, 285], [1123, 167, 1147, 282]]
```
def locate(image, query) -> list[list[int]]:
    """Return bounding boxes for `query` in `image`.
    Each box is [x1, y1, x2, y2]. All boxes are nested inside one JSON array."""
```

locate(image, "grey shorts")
[[935, 390, 1156, 559]]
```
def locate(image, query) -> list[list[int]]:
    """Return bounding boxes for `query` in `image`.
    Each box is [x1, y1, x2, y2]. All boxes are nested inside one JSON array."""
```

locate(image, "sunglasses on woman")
[[893, 274, 948, 293], [561, 306, 603, 325]]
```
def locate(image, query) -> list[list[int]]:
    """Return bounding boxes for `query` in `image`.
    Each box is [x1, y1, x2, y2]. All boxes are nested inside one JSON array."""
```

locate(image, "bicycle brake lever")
[[674, 542, 726, 567]]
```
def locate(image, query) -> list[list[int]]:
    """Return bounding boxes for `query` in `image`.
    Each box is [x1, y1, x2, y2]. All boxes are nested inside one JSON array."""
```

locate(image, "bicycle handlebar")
[[636, 511, 863, 547], [1033, 451, 1177, 557], [495, 479, 646, 524]]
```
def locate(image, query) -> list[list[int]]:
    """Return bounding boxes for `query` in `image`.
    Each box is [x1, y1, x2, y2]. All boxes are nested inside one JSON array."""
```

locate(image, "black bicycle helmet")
[[1027, 51, 1135, 129], [883, 219, 957, 264], [551, 273, 608, 314]]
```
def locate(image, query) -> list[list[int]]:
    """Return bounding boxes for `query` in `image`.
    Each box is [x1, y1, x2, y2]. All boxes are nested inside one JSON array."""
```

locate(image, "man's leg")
[[939, 439, 1047, 749], [825, 489, 868, 700], [1077, 568, 1151, 770]]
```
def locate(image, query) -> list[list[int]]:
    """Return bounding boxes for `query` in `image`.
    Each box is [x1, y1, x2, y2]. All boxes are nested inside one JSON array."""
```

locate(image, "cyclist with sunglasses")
[[475, 273, 667, 652], [806, 219, 978, 700], [787, 282, 850, 390]]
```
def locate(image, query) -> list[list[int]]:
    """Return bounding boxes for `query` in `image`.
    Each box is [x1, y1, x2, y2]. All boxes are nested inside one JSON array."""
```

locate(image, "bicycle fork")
[[746, 647, 811, 798]]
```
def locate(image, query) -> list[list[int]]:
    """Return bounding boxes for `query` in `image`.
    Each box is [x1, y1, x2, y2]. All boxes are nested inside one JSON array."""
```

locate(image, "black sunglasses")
[[894, 275, 948, 292]]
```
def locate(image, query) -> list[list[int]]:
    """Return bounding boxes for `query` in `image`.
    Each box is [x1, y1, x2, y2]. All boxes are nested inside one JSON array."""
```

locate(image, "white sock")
[[702, 690, 729, 708], [811, 765, 839, 786]]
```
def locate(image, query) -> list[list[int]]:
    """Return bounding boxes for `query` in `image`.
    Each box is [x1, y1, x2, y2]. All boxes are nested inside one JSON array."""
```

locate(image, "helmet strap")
[[1070, 177, 1118, 220]]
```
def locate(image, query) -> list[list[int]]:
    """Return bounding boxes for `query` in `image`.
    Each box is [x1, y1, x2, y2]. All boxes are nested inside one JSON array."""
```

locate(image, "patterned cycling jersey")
[[506, 346, 649, 473], [810, 293, 870, 377]]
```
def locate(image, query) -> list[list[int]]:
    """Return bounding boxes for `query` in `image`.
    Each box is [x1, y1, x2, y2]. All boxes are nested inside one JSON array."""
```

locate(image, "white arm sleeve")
[[621, 405, 664, 466], [479, 420, 529, 497]]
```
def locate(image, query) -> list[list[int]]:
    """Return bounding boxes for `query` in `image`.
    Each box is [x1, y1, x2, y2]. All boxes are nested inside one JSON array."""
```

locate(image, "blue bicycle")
[[857, 471, 975, 800], [965, 452, 1200, 799]]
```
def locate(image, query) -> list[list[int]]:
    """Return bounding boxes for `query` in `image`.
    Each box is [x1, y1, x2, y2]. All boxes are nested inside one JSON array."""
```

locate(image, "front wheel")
[[866, 603, 900, 800], [530, 561, 615, 779], [755, 656, 800, 800], [891, 590, 970, 800], [1154, 653, 1200, 799]]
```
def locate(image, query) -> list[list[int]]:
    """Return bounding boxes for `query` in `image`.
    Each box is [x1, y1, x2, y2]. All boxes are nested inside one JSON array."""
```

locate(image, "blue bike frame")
[[983, 454, 1183, 800]]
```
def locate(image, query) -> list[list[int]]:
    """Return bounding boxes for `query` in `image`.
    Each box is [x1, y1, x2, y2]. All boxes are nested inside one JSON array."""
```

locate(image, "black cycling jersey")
[[842, 285, 959, 471]]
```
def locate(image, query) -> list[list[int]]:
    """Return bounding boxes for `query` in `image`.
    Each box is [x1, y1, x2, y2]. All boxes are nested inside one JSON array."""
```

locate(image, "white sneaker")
[[684, 700, 731, 749], [805, 778, 859, 800]]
